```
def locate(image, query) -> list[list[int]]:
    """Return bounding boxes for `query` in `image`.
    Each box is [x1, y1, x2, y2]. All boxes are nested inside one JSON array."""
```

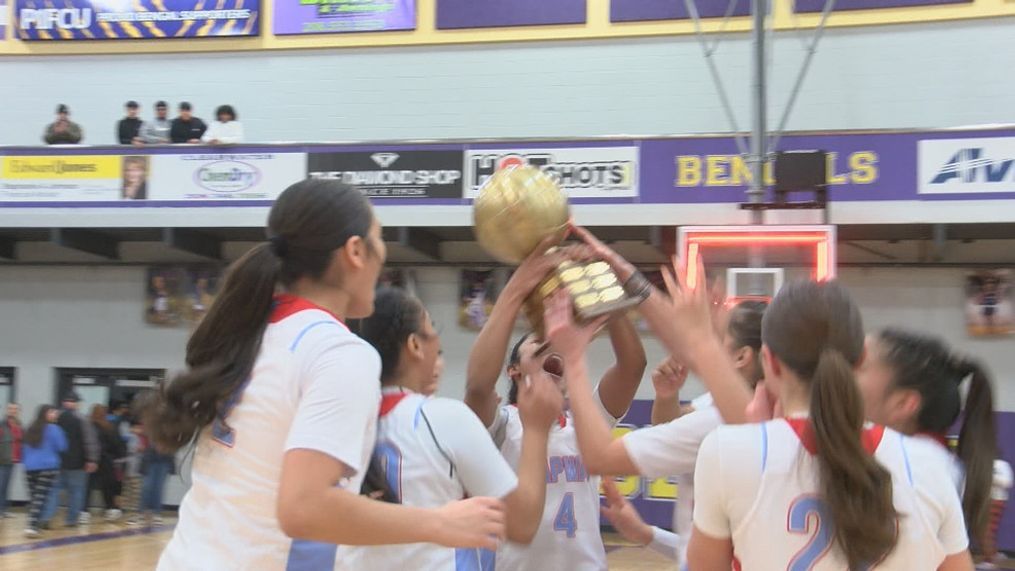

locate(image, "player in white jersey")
[[561, 301, 768, 565], [669, 280, 973, 570], [465, 234, 647, 571], [341, 287, 561, 570], [857, 328, 999, 554], [148, 180, 506, 570]]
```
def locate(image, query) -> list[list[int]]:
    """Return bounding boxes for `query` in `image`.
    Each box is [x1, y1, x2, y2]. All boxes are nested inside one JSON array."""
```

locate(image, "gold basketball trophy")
[[473, 166, 646, 334]]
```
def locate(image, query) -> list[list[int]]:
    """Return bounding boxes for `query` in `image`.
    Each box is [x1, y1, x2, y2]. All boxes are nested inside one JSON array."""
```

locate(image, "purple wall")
[[794, 0, 971, 12], [611, 0, 750, 22], [435, 0, 586, 29]]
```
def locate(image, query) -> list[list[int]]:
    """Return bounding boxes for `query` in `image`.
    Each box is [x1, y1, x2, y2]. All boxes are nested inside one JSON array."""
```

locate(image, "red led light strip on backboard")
[[681, 227, 836, 290]]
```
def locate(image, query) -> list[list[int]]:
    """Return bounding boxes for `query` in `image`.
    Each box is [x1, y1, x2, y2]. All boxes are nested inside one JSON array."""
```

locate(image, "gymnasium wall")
[[0, 264, 1013, 505], [1, 17, 1014, 147]]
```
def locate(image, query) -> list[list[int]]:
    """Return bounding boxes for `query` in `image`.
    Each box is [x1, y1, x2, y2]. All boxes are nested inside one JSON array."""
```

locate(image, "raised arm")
[[464, 236, 569, 427], [650, 358, 688, 425], [595, 314, 647, 419], [571, 225, 751, 425]]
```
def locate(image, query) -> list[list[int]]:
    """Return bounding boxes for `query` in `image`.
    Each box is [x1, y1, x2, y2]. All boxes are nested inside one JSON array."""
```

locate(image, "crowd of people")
[[0, 392, 175, 537], [42, 101, 244, 146]]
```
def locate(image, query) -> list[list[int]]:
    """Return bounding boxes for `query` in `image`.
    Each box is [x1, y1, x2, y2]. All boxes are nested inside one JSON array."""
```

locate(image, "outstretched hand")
[[651, 357, 689, 400], [600, 479, 654, 546], [569, 223, 636, 282], [543, 289, 609, 363], [646, 254, 718, 365], [517, 372, 565, 433]]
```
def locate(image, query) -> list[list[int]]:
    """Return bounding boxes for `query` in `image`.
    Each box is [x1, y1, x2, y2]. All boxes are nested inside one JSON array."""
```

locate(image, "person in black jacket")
[[88, 405, 127, 521], [49, 393, 99, 527], [116, 101, 143, 145], [169, 102, 207, 144]]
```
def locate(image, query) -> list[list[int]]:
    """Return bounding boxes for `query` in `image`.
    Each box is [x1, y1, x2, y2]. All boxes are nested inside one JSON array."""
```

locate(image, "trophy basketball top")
[[473, 165, 570, 264]]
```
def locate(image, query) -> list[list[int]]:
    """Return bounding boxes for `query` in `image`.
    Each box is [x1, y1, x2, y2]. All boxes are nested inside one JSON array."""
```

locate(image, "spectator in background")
[[43, 104, 83, 145], [121, 421, 144, 525], [170, 102, 207, 144], [0, 403, 24, 518], [135, 101, 171, 145], [201, 105, 244, 145], [22, 405, 66, 538], [135, 424, 174, 526], [47, 392, 98, 528], [117, 101, 143, 145], [89, 405, 126, 522]]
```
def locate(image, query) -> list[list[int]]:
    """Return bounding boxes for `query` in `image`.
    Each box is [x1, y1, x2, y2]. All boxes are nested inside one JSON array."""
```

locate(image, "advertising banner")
[[148, 153, 306, 201], [0, 0, 8, 40], [308, 150, 463, 198], [609, 401, 680, 530], [0, 155, 123, 201], [273, 0, 415, 35], [918, 137, 1015, 195], [794, 0, 970, 12], [465, 146, 639, 199], [611, 0, 749, 22], [14, 0, 260, 40], [436, 0, 585, 29]]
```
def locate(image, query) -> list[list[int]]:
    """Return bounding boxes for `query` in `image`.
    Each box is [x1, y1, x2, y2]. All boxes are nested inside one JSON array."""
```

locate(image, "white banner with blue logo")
[[148, 152, 306, 201], [918, 137, 1015, 195]]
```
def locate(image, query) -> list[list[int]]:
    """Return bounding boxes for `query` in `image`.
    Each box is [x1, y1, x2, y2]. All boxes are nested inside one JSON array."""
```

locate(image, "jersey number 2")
[[553, 492, 577, 538], [788, 496, 876, 571]]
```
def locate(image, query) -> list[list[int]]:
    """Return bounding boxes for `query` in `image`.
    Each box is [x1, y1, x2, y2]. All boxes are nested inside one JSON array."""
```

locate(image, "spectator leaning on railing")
[[170, 102, 207, 144], [117, 101, 143, 145], [44, 104, 83, 145], [201, 105, 244, 145], [135, 101, 172, 145]]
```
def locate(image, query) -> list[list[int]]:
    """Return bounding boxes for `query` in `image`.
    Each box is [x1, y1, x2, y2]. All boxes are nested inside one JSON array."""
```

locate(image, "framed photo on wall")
[[965, 269, 1014, 337]]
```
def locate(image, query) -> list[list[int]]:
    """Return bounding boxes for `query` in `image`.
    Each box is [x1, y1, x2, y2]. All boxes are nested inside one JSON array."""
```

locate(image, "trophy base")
[[523, 258, 644, 336]]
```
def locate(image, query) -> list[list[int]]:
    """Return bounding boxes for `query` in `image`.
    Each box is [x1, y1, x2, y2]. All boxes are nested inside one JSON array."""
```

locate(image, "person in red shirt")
[[1, 402, 24, 518]]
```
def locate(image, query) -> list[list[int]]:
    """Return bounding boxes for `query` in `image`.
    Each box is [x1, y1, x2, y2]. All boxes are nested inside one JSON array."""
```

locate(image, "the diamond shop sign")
[[307, 150, 464, 198]]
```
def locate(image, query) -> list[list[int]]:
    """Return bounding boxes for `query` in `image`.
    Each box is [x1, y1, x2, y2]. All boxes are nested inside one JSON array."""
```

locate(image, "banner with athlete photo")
[[273, 0, 415, 35], [14, 0, 260, 40], [0, 0, 8, 40], [465, 146, 639, 199], [145, 266, 221, 327], [0, 155, 123, 201], [308, 150, 463, 199], [458, 269, 498, 331], [147, 153, 305, 201]]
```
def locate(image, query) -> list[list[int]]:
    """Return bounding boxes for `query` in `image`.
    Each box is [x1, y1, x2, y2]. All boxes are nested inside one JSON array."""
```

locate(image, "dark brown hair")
[[763, 281, 897, 568], [874, 328, 996, 540], [90, 404, 112, 432], [726, 300, 767, 386], [145, 179, 374, 453], [350, 286, 426, 385], [23, 405, 55, 448]]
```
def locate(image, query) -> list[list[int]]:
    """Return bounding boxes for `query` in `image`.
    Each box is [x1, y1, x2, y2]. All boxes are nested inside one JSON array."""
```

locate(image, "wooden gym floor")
[[0, 508, 671, 570], [1, 508, 1010, 570]]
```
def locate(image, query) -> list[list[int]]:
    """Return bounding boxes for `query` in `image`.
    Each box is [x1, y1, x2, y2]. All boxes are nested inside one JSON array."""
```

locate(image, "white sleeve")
[[996, 460, 1014, 490], [593, 385, 622, 428], [221, 122, 244, 144], [425, 398, 518, 499], [487, 406, 510, 448], [623, 407, 722, 479], [284, 337, 381, 478], [200, 122, 216, 142], [692, 429, 731, 539], [647, 526, 681, 561]]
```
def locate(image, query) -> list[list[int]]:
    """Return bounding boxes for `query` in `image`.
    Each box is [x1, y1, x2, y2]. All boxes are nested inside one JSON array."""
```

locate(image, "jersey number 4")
[[553, 492, 577, 538], [788, 496, 877, 571]]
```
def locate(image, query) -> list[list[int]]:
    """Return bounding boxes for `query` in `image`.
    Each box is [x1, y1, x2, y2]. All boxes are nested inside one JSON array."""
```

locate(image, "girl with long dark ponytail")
[[152, 179, 507, 571], [861, 329, 998, 545], [613, 272, 975, 570]]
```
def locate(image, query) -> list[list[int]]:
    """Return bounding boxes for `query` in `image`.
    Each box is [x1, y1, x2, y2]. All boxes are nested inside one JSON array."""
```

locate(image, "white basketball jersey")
[[490, 405, 612, 571], [694, 418, 969, 571], [341, 388, 517, 571], [158, 295, 382, 571]]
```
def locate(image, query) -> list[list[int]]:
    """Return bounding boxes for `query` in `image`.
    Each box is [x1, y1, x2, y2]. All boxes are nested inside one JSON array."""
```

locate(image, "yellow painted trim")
[[0, 0, 1013, 56]]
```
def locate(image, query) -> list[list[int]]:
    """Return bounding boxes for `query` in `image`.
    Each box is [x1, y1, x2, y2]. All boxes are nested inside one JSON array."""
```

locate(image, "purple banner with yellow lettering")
[[0, 0, 8, 39], [794, 0, 971, 12], [273, 0, 415, 35], [14, 0, 260, 40], [435, 0, 585, 29]]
